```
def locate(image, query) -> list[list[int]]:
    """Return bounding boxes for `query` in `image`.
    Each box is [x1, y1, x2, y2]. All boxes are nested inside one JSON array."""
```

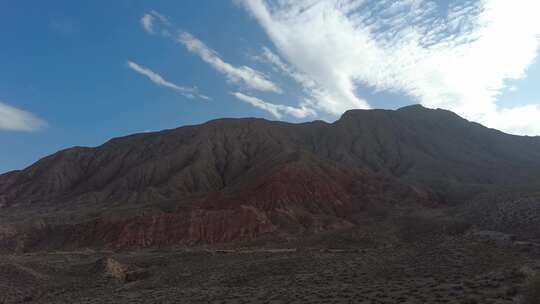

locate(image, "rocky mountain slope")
[[1, 105, 540, 251]]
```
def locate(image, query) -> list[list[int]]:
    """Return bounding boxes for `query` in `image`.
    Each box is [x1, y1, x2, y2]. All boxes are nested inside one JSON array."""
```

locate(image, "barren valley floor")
[[2, 230, 539, 304]]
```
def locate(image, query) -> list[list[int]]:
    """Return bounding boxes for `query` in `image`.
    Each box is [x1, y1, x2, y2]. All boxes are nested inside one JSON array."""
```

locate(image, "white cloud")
[[258, 47, 349, 117], [232, 92, 315, 119], [239, 0, 540, 135], [0, 102, 45, 132], [127, 60, 209, 100], [141, 11, 282, 94], [140, 14, 154, 34], [177, 32, 282, 93], [141, 11, 173, 36], [482, 104, 540, 136], [259, 47, 313, 87], [149, 10, 170, 25]]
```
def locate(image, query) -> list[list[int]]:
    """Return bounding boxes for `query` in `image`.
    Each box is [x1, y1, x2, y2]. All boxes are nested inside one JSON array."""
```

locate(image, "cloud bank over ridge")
[[238, 0, 540, 135]]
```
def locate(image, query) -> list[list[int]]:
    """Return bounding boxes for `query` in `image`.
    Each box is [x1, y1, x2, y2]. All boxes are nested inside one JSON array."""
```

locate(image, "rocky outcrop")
[[103, 257, 149, 283]]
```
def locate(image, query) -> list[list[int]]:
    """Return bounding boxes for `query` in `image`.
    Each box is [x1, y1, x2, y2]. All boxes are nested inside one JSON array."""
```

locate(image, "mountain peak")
[[338, 108, 390, 121], [397, 104, 427, 111], [337, 104, 434, 125]]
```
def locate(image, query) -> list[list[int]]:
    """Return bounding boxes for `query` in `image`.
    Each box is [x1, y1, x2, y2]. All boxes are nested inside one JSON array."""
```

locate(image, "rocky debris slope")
[[460, 192, 540, 241]]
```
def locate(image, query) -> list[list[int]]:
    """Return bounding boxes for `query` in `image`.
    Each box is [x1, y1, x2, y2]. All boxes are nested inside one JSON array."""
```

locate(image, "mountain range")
[[2, 104, 540, 252]]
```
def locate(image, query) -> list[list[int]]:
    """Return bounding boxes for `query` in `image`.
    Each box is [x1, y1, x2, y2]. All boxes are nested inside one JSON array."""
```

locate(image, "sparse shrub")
[[397, 216, 442, 242], [523, 274, 540, 304], [462, 297, 478, 304], [506, 286, 519, 297], [397, 216, 471, 242], [364, 201, 391, 219], [441, 219, 472, 236]]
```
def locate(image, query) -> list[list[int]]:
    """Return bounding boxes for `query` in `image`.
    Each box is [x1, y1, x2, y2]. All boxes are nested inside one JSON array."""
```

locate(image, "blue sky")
[[1, 0, 540, 173]]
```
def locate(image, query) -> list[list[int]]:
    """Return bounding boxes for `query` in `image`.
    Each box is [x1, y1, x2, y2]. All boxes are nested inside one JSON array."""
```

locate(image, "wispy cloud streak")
[[232, 92, 315, 119], [127, 60, 209, 100], [176, 32, 282, 93], [143, 11, 282, 94], [140, 14, 154, 33]]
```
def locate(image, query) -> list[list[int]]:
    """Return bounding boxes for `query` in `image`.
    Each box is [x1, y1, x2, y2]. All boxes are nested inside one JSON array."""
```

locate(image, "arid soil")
[[2, 215, 540, 304]]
